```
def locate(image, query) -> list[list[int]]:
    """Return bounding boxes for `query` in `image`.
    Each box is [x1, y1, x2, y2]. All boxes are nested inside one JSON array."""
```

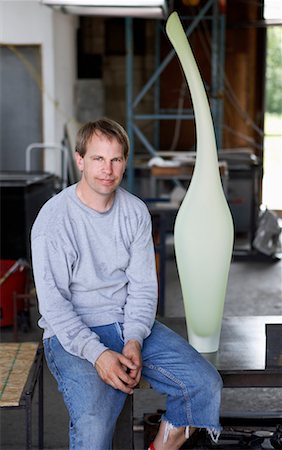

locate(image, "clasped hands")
[[95, 340, 142, 394]]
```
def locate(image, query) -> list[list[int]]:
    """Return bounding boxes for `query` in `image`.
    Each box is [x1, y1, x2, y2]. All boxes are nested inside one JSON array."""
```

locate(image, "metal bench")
[[0, 342, 44, 450]]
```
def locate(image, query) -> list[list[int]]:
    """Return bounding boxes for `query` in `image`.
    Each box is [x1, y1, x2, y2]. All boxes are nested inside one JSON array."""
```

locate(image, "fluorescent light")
[[43, 0, 165, 5], [59, 6, 166, 18], [42, 0, 168, 18]]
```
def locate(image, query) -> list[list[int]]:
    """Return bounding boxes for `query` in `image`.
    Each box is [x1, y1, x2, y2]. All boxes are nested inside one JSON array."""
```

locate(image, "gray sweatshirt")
[[31, 184, 158, 365]]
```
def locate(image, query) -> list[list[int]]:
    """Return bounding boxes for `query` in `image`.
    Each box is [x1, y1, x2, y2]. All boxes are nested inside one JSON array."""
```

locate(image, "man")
[[31, 118, 222, 450]]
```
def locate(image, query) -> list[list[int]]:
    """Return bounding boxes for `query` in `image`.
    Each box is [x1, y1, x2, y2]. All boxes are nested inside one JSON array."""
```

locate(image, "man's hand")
[[95, 349, 138, 394], [122, 340, 142, 386]]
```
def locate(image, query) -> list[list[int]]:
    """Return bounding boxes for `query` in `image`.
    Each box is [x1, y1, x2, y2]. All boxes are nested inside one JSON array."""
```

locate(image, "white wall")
[[0, 0, 77, 175]]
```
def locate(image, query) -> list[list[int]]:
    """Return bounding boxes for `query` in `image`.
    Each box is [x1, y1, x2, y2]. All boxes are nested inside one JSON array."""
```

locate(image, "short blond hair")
[[75, 118, 130, 159]]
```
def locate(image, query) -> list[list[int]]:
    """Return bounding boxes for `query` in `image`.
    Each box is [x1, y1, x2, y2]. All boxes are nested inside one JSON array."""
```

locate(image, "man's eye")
[[94, 156, 103, 161]]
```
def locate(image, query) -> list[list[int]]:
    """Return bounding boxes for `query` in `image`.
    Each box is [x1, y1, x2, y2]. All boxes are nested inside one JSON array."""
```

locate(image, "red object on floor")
[[148, 443, 157, 450], [0, 260, 27, 327]]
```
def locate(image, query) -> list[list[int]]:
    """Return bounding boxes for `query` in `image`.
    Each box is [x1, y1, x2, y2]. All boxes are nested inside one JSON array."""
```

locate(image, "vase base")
[[188, 331, 220, 353]]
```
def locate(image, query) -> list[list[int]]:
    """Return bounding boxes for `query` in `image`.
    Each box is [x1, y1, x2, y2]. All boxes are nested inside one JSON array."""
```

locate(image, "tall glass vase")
[[166, 12, 234, 353]]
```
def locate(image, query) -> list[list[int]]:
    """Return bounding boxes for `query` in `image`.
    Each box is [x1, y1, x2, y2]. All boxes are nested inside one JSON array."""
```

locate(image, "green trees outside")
[[265, 26, 282, 115], [263, 26, 282, 210]]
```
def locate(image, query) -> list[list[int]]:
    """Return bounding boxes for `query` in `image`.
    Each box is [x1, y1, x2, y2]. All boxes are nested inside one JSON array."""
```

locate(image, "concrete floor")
[[1, 242, 282, 449]]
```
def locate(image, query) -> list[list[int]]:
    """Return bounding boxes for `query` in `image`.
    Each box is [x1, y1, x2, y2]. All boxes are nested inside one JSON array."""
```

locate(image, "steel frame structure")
[[125, 0, 226, 192]]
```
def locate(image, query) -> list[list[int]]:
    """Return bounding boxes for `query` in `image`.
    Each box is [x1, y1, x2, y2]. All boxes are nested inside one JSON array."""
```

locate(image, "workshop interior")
[[0, 1, 282, 449]]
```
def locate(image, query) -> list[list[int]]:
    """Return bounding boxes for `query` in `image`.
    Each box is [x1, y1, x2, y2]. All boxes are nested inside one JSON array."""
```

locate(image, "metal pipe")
[[133, 124, 158, 156], [153, 20, 161, 150], [217, 10, 226, 150], [211, 0, 219, 145], [38, 352, 44, 449], [125, 17, 135, 192], [133, 0, 214, 109], [134, 113, 194, 120], [25, 143, 68, 189]]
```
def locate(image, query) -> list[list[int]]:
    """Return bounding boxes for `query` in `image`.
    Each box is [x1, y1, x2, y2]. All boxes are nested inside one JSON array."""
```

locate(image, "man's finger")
[[109, 372, 136, 394], [118, 354, 138, 370], [117, 367, 136, 386]]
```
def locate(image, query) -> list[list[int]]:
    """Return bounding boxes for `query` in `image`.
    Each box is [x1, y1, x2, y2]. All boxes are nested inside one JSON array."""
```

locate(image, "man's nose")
[[103, 160, 113, 173]]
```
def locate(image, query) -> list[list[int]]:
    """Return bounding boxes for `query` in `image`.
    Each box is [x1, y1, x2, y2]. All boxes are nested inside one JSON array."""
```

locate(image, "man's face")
[[75, 131, 127, 198]]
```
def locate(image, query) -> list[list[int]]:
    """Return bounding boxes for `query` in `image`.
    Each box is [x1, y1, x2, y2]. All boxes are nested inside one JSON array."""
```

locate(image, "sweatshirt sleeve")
[[31, 233, 108, 365], [122, 208, 158, 347]]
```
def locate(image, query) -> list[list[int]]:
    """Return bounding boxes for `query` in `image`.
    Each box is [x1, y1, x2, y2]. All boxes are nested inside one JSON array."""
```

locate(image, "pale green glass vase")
[[166, 12, 234, 353]]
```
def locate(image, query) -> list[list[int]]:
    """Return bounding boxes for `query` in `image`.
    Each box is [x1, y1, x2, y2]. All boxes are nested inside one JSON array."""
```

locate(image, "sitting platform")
[[0, 342, 44, 450]]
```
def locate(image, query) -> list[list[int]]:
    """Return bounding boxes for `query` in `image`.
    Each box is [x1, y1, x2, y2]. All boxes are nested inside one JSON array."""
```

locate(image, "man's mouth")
[[99, 178, 115, 184]]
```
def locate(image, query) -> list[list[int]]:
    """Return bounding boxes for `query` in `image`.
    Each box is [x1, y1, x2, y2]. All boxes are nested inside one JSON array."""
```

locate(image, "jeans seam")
[[44, 339, 77, 448], [143, 362, 193, 425]]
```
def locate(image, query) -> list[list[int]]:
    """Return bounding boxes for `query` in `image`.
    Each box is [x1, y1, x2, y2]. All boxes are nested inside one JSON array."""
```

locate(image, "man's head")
[[74, 118, 129, 207], [75, 118, 130, 160]]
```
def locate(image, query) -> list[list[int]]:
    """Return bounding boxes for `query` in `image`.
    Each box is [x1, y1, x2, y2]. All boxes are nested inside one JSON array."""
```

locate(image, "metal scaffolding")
[[125, 0, 226, 192]]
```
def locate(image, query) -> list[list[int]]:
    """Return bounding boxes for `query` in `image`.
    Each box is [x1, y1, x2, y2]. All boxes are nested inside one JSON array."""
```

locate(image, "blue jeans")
[[44, 321, 222, 450]]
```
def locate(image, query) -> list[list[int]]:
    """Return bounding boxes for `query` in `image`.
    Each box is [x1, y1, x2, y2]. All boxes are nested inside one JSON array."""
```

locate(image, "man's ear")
[[75, 151, 84, 172]]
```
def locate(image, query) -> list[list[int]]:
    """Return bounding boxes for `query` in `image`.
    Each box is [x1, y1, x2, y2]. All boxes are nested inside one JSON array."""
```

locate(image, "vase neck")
[[192, 108, 222, 187]]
